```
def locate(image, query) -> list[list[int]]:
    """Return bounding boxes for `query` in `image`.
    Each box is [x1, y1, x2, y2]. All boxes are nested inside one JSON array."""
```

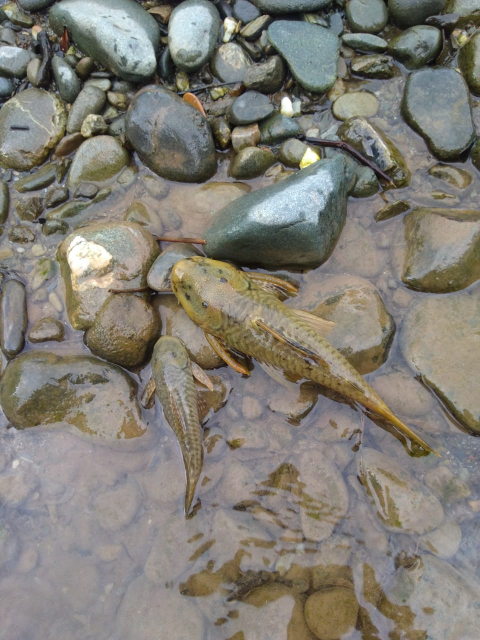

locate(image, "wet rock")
[[80, 113, 107, 137], [388, 0, 447, 28], [126, 86, 217, 183], [332, 91, 379, 120], [267, 383, 319, 423], [350, 54, 395, 78], [0, 280, 27, 358], [211, 117, 231, 149], [402, 67, 475, 160], [168, 0, 220, 72], [0, 180, 8, 224], [346, 0, 388, 33], [231, 123, 261, 152], [116, 575, 204, 640], [54, 131, 84, 157], [211, 42, 253, 82], [425, 465, 471, 503], [18, 0, 55, 9], [233, 0, 260, 22], [251, 0, 330, 12], [15, 163, 57, 193], [305, 587, 359, 640], [381, 555, 480, 639], [8, 225, 35, 243], [0, 76, 13, 97], [298, 275, 395, 374], [67, 136, 129, 190], [445, 0, 480, 25], [459, 32, 480, 95], [341, 33, 387, 53], [230, 146, 276, 179], [352, 165, 379, 197], [278, 138, 310, 167], [153, 294, 223, 369], [359, 448, 444, 534], [401, 290, 480, 434], [147, 243, 202, 292], [52, 56, 81, 103], [205, 154, 349, 269], [50, 0, 160, 82], [388, 25, 442, 70], [0, 46, 36, 79], [243, 55, 285, 93], [370, 367, 436, 419], [268, 21, 339, 93], [66, 85, 106, 134], [28, 317, 65, 343], [420, 519, 462, 558], [429, 163, 472, 188], [0, 89, 66, 171], [16, 196, 44, 222], [240, 14, 273, 40], [227, 91, 273, 125], [259, 111, 302, 145], [0, 351, 145, 438], [402, 207, 480, 293], [57, 221, 158, 330], [94, 482, 140, 530], [85, 293, 161, 367], [338, 117, 410, 187]]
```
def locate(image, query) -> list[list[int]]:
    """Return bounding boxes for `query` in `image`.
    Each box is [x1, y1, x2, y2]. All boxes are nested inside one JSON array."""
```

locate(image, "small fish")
[[171, 257, 438, 456], [151, 336, 212, 515]]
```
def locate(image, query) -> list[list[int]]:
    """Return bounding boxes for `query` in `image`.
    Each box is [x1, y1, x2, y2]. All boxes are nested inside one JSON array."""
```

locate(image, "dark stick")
[[298, 135, 396, 187], [109, 286, 151, 294], [157, 236, 207, 245], [10, 126, 30, 131], [177, 81, 241, 96]]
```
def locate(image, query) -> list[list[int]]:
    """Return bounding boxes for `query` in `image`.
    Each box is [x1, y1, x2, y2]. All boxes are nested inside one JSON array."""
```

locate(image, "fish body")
[[171, 257, 436, 455], [151, 336, 204, 514]]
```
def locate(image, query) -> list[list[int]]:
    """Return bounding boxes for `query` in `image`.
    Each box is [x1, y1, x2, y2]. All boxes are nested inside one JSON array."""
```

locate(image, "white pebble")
[[292, 100, 302, 116], [223, 17, 239, 42], [31, 244, 47, 257], [280, 96, 294, 118]]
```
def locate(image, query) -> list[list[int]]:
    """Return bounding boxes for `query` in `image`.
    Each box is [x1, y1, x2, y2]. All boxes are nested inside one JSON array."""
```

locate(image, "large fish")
[[171, 257, 437, 456]]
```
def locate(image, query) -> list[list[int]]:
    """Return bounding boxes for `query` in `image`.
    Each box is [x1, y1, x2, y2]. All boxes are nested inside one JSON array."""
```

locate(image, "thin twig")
[[109, 286, 151, 294], [177, 81, 242, 96], [157, 236, 207, 245], [298, 135, 396, 187]]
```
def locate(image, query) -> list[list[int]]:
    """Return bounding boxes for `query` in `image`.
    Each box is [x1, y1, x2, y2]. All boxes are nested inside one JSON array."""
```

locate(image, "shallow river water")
[[1, 64, 480, 640]]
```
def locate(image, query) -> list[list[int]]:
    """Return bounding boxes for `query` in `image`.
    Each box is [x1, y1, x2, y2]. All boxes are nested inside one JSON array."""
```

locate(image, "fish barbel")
[[151, 336, 205, 515], [171, 257, 437, 456]]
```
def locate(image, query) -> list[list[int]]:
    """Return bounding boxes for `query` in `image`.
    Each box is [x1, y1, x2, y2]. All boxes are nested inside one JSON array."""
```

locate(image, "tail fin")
[[377, 407, 440, 457]]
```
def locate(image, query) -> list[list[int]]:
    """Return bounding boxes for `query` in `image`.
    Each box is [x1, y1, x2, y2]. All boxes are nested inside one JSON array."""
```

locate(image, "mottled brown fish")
[[151, 336, 212, 515], [171, 257, 438, 456]]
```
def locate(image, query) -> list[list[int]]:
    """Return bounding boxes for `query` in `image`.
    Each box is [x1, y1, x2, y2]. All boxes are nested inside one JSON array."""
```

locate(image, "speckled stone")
[[346, 0, 388, 34], [210, 43, 252, 82], [342, 33, 387, 53], [229, 146, 276, 179], [168, 0, 220, 72]]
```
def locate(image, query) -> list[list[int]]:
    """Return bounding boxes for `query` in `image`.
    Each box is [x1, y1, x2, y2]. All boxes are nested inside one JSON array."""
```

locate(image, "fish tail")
[[184, 457, 202, 516], [376, 406, 440, 457]]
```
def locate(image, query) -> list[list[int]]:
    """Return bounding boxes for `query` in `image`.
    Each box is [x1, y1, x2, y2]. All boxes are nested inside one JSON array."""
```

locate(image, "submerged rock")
[[268, 21, 339, 93], [168, 0, 220, 72], [67, 136, 130, 189], [332, 91, 379, 120], [147, 243, 202, 292], [0, 280, 27, 358], [444, 0, 480, 26], [28, 317, 65, 343], [0, 351, 145, 438], [57, 221, 159, 330], [305, 587, 359, 639], [49, 0, 160, 82], [210, 42, 252, 82], [388, 25, 442, 70], [459, 32, 480, 95], [359, 448, 444, 534], [388, 0, 447, 28], [402, 67, 475, 160], [346, 0, 388, 33], [0, 89, 66, 171], [402, 207, 480, 293], [230, 146, 276, 179], [401, 291, 480, 434], [126, 86, 217, 183], [243, 55, 285, 94], [204, 155, 349, 269]]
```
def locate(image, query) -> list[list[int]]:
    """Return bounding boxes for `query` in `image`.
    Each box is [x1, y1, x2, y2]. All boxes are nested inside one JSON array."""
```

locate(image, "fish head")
[[171, 257, 248, 330], [152, 335, 190, 371]]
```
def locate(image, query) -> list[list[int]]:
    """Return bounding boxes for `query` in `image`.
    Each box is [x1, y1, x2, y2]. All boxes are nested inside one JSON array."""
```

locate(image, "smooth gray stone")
[[0, 28, 16, 46], [204, 154, 349, 269], [18, 0, 56, 11], [346, 0, 388, 33], [351, 54, 395, 78], [268, 21, 339, 93], [444, 0, 480, 26], [0, 46, 36, 79], [0, 76, 13, 97], [0, 279, 27, 358], [342, 33, 387, 53], [28, 317, 65, 343], [388, 0, 447, 28], [458, 32, 480, 95], [259, 111, 302, 145], [233, 0, 261, 23], [52, 56, 81, 103], [229, 146, 276, 178], [226, 91, 273, 125], [147, 243, 202, 292], [15, 163, 57, 193], [126, 85, 216, 183], [243, 55, 285, 93], [210, 42, 253, 82], [388, 25, 442, 70], [402, 67, 475, 160], [250, 0, 331, 13], [49, 0, 160, 82], [168, 0, 220, 72], [67, 85, 106, 134]]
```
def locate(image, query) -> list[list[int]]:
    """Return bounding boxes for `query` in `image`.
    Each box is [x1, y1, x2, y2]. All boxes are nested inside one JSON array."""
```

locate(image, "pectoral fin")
[[247, 272, 298, 298], [141, 377, 156, 409], [290, 308, 335, 339], [257, 361, 301, 391], [191, 361, 214, 391], [205, 333, 251, 376]]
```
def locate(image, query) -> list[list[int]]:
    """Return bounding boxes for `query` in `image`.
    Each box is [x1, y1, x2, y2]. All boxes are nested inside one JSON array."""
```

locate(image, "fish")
[[171, 257, 438, 456], [151, 336, 213, 515]]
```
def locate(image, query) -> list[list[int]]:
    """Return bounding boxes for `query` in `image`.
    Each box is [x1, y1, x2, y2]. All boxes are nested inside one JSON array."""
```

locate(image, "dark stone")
[[388, 25, 442, 70], [16, 196, 44, 221], [210, 43, 253, 82], [388, 0, 447, 28], [0, 180, 9, 224], [226, 91, 273, 125], [341, 33, 388, 53], [0, 280, 27, 358], [52, 56, 81, 103], [125, 86, 217, 183], [346, 0, 388, 34], [14, 163, 57, 193], [243, 55, 285, 93], [458, 32, 480, 95], [229, 146, 276, 179], [147, 243, 202, 292], [66, 85, 106, 134], [8, 225, 35, 243], [350, 54, 395, 78], [233, 0, 260, 23], [259, 111, 302, 145]]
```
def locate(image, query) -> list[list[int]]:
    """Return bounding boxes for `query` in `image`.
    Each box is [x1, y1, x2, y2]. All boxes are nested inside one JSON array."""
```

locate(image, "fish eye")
[[220, 277, 227, 283], [202, 301, 208, 308]]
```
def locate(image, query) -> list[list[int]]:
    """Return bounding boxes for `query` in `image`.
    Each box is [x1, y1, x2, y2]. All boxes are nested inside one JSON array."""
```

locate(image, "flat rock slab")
[[49, 0, 160, 82], [0, 351, 145, 439], [402, 67, 475, 160], [204, 155, 349, 269], [0, 88, 66, 171], [401, 290, 480, 434], [268, 21, 339, 93], [125, 86, 217, 183]]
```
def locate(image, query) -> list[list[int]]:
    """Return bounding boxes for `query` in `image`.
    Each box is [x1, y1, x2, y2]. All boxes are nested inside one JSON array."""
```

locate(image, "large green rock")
[[401, 290, 480, 434], [444, 0, 480, 26], [204, 155, 349, 269], [402, 207, 480, 293], [459, 31, 480, 95], [67, 135, 130, 189], [57, 221, 159, 330], [388, 25, 442, 70], [267, 21, 339, 93], [388, 0, 447, 28], [402, 67, 475, 160], [346, 0, 388, 33], [0, 351, 145, 439]]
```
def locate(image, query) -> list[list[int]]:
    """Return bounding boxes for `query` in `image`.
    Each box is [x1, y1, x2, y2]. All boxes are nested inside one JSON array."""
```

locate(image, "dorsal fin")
[[290, 308, 335, 339]]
